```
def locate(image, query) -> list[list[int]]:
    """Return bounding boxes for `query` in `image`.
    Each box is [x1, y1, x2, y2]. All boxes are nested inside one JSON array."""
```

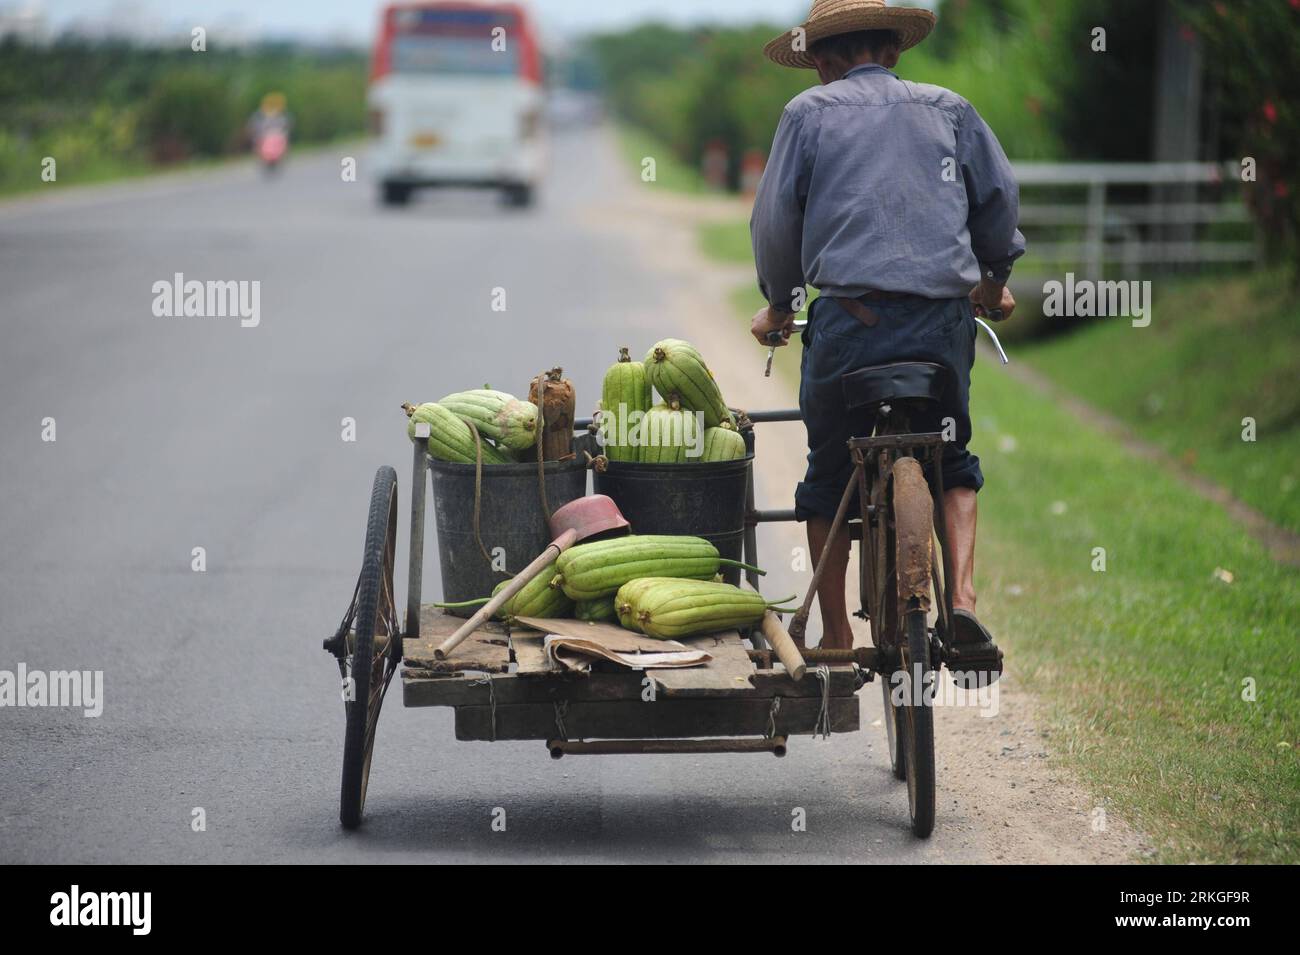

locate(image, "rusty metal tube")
[[547, 737, 788, 758], [406, 442, 427, 639], [747, 647, 877, 668], [788, 472, 859, 644]]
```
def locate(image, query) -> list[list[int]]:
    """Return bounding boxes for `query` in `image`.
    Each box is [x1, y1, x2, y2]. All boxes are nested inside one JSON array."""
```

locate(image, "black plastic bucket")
[[593, 456, 753, 584], [429, 456, 589, 613]]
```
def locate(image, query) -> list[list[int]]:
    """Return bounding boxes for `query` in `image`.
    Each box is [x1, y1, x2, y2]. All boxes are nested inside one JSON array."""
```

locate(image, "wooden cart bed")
[[401, 607, 862, 743]]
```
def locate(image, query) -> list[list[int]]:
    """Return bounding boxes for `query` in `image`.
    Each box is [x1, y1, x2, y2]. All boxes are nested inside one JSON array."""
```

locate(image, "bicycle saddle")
[[841, 361, 948, 411]]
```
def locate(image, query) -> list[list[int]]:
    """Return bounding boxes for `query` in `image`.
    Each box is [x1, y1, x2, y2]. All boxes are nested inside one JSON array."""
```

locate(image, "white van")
[[368, 2, 545, 206]]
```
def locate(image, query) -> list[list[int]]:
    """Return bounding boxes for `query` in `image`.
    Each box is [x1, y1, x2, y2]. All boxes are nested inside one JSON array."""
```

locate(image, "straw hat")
[[763, 0, 936, 69]]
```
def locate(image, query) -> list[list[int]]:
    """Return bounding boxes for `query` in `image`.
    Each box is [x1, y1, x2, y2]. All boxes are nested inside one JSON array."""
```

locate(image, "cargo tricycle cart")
[[325, 376, 988, 839]]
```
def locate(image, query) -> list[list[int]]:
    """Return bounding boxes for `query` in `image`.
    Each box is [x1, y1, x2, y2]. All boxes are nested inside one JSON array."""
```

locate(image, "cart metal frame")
[[395, 416, 873, 746], [326, 410, 950, 832]]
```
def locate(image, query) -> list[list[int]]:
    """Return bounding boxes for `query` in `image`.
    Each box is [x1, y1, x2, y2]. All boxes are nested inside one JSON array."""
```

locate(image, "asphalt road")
[[0, 127, 1126, 864]]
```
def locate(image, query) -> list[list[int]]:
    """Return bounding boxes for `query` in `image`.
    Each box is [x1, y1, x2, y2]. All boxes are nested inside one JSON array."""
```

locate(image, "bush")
[[585, 1, 1083, 189], [0, 39, 368, 192], [1180, 0, 1300, 269], [588, 0, 1228, 182], [139, 70, 236, 160], [280, 67, 368, 143]]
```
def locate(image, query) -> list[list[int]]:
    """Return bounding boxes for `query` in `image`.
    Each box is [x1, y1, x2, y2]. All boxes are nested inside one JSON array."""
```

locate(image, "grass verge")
[[969, 361, 1299, 863], [0, 154, 227, 199], [614, 124, 711, 195], [1021, 269, 1300, 536], [0, 136, 366, 201]]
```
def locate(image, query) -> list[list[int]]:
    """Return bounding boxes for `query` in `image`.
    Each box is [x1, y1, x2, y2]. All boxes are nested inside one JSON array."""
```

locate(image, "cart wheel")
[[899, 608, 936, 838], [880, 675, 907, 781], [340, 466, 401, 830]]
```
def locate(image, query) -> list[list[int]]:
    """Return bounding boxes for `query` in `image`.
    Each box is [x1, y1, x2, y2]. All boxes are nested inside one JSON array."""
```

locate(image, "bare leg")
[[944, 487, 978, 613], [806, 517, 854, 650]]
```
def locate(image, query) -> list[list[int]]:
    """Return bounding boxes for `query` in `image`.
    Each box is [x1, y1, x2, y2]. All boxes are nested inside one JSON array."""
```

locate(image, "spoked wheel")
[[335, 466, 401, 830], [865, 450, 907, 782], [880, 674, 908, 781], [889, 456, 937, 838], [899, 608, 936, 837]]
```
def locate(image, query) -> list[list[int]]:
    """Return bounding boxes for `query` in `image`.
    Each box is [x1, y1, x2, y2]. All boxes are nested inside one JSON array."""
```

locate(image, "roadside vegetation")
[[587, 1, 1173, 188], [1027, 270, 1300, 537], [589, 0, 1298, 274], [0, 38, 367, 196], [615, 125, 710, 195], [967, 353, 1300, 864]]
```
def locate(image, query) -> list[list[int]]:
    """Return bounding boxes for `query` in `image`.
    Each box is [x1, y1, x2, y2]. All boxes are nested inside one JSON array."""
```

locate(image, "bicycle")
[[772, 313, 1007, 838]]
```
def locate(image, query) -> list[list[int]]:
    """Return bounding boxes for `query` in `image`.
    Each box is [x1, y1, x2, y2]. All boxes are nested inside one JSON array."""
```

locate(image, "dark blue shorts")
[[795, 294, 984, 522]]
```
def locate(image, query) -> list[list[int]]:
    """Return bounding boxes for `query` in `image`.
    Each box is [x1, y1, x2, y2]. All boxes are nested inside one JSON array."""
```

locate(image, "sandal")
[[948, 609, 1003, 687]]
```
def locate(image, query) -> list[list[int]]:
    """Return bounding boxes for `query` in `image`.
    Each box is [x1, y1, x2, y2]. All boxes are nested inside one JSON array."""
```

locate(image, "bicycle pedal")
[[943, 644, 1003, 688]]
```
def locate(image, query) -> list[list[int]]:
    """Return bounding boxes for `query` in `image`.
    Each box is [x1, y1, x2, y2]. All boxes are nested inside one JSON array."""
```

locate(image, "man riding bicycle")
[[749, 0, 1024, 662]]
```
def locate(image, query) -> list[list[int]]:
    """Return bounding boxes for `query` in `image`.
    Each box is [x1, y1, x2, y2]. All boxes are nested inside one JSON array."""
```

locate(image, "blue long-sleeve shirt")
[[750, 63, 1025, 309]]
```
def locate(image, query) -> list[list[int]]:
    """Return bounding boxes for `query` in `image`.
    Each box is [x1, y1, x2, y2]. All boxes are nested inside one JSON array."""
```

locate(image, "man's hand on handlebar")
[[751, 305, 798, 346], [970, 279, 1015, 322]]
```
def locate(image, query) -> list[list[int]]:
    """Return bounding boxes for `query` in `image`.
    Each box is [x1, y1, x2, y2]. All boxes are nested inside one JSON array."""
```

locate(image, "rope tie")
[[469, 376, 557, 580], [467, 675, 497, 742], [466, 418, 510, 575], [766, 695, 782, 739], [813, 665, 832, 740], [533, 371, 552, 519], [553, 700, 569, 741]]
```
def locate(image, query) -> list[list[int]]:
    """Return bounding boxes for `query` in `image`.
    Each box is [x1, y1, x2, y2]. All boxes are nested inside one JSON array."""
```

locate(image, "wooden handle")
[[434, 529, 578, 660], [761, 610, 807, 681]]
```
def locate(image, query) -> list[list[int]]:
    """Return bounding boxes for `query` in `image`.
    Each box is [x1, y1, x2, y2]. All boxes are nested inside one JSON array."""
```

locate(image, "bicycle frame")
[[848, 404, 955, 665], [755, 404, 955, 670], [749, 310, 1008, 666]]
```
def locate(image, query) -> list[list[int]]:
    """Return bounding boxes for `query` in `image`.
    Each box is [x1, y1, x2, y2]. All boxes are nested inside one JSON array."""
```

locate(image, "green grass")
[[971, 364, 1300, 863], [699, 219, 754, 265], [0, 135, 366, 200], [1021, 269, 1300, 536], [702, 213, 1300, 862], [615, 123, 711, 195], [0, 152, 221, 198]]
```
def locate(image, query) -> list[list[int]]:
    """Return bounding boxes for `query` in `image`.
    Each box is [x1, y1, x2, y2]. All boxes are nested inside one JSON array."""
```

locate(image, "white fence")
[[1010, 161, 1258, 283]]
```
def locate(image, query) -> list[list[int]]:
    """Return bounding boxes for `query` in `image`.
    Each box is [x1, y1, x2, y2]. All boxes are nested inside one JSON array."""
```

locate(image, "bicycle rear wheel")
[[900, 608, 936, 837], [891, 456, 937, 838], [880, 674, 907, 780]]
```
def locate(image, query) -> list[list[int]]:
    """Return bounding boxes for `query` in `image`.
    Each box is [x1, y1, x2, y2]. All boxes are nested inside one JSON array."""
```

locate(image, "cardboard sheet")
[[512, 616, 711, 672]]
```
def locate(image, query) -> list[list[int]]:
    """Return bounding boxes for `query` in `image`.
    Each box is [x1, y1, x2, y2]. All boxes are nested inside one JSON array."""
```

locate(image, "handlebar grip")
[[974, 305, 1005, 323]]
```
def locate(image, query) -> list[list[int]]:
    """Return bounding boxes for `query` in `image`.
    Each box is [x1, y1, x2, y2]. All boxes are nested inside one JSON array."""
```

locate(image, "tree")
[[1180, 0, 1300, 267]]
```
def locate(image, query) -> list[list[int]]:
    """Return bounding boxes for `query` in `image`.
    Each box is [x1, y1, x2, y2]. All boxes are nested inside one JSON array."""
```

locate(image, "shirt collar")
[[843, 63, 896, 80]]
